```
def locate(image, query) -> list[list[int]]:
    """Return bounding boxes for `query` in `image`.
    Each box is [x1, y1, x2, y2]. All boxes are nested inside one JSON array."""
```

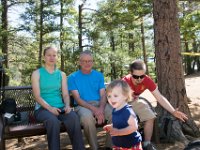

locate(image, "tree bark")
[[128, 33, 135, 52], [140, 17, 149, 75], [78, 4, 83, 52], [60, 0, 64, 71], [110, 32, 117, 80], [1, 0, 9, 85], [1, 0, 8, 68], [153, 0, 200, 143], [38, 0, 44, 67]]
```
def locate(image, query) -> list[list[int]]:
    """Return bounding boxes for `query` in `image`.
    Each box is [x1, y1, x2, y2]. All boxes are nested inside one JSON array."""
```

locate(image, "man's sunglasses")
[[132, 74, 145, 79]]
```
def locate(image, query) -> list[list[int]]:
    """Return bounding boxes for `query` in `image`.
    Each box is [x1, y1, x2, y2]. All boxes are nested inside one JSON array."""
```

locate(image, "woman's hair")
[[129, 59, 146, 72], [106, 80, 132, 102], [43, 46, 58, 56]]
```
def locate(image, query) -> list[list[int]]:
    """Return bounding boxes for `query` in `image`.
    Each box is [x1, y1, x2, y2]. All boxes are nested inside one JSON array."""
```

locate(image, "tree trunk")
[[60, 0, 64, 71], [1, 0, 9, 85], [78, 4, 83, 52], [110, 32, 117, 80], [38, 0, 44, 67], [153, 0, 200, 143], [128, 33, 135, 52], [1, 0, 8, 68], [140, 17, 149, 75]]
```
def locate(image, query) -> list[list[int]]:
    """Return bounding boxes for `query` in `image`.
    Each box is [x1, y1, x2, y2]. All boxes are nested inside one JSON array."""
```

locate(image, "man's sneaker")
[[143, 143, 157, 150]]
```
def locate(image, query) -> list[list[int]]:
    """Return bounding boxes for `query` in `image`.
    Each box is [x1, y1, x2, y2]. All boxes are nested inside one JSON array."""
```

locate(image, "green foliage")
[[180, 11, 200, 40], [8, 37, 39, 85], [1, 0, 199, 85], [84, 0, 153, 81]]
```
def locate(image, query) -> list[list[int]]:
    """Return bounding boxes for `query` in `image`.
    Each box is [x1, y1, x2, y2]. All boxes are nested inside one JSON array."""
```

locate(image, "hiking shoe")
[[143, 143, 157, 150]]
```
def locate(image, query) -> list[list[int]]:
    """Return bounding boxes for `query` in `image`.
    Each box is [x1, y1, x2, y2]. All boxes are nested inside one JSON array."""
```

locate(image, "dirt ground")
[[5, 73, 200, 150]]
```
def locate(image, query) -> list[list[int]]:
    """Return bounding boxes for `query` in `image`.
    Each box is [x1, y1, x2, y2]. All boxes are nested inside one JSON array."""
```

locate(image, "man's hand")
[[91, 106, 105, 124], [172, 108, 188, 122]]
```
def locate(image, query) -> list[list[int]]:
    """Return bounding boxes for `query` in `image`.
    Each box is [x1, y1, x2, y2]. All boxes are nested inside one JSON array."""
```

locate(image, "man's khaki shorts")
[[129, 97, 156, 122]]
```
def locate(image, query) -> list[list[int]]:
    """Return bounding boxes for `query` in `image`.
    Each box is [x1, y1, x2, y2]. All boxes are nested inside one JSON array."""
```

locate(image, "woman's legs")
[[59, 111, 85, 150], [35, 108, 61, 150]]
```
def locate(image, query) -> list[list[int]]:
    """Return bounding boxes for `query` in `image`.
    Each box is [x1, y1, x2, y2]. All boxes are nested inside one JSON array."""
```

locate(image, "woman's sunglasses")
[[132, 74, 145, 79]]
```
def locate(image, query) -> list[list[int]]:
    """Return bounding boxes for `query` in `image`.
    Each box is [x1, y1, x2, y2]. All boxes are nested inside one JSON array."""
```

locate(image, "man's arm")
[[99, 88, 107, 110], [71, 89, 106, 124], [71, 90, 97, 111], [152, 87, 175, 113], [96, 88, 107, 124], [151, 87, 188, 122]]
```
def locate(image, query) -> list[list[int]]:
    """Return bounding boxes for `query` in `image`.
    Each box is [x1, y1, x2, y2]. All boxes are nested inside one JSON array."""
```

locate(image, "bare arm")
[[71, 88, 106, 111], [71, 90, 96, 110], [151, 87, 175, 113], [99, 88, 107, 110], [95, 88, 107, 124], [71, 88, 106, 124], [152, 87, 188, 122], [61, 72, 71, 113]]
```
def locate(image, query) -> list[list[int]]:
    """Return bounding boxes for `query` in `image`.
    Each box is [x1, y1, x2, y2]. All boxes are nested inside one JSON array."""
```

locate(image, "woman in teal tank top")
[[31, 46, 85, 150]]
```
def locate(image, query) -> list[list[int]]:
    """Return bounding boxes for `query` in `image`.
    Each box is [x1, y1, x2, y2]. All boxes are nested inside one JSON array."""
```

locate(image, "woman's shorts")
[[129, 97, 157, 122]]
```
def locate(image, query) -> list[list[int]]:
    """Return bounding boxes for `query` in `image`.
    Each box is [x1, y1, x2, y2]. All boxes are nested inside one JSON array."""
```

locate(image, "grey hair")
[[79, 50, 93, 59]]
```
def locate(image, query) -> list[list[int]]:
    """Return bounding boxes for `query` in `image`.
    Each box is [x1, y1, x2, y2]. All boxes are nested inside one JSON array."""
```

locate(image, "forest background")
[[0, 0, 200, 147], [1, 0, 199, 86]]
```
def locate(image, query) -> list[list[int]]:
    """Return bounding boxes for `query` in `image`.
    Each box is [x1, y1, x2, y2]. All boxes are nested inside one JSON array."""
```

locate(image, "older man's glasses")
[[132, 74, 145, 79], [81, 60, 93, 64]]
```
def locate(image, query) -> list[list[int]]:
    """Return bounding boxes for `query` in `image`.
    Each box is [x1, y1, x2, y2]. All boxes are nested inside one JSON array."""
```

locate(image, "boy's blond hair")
[[106, 80, 132, 102]]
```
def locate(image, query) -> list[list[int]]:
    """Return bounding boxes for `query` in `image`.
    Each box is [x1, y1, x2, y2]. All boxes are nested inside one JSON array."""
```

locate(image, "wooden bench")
[[0, 86, 71, 150], [0, 86, 160, 150]]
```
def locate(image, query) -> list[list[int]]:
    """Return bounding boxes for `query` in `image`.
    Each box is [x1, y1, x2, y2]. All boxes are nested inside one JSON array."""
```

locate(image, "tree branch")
[[8, 1, 27, 8]]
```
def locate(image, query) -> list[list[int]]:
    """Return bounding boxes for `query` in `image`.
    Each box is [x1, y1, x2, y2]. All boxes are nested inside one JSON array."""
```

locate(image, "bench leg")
[[0, 116, 6, 150], [0, 125, 5, 150], [0, 139, 5, 150]]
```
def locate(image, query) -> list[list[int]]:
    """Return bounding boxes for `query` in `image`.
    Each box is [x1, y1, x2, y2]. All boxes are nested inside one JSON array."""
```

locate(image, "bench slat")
[[4, 123, 67, 139]]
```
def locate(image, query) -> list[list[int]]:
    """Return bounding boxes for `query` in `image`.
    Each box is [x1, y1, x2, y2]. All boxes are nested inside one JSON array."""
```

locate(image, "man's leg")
[[144, 118, 155, 142], [143, 118, 157, 150], [130, 98, 157, 150], [75, 106, 98, 150], [104, 103, 113, 148], [130, 99, 156, 139]]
